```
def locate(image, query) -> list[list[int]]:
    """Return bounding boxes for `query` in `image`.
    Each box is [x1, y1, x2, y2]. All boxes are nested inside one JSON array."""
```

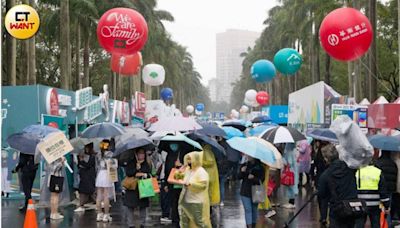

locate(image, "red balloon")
[[48, 122, 59, 129], [111, 52, 142, 76], [319, 7, 373, 61], [256, 91, 269, 106], [97, 8, 148, 55]]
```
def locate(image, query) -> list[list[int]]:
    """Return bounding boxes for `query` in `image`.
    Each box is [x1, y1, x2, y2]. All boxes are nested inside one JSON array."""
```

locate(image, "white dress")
[[95, 152, 114, 188]]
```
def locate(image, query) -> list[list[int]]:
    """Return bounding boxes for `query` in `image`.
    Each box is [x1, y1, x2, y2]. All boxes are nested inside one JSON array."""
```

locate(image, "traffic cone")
[[23, 199, 38, 228]]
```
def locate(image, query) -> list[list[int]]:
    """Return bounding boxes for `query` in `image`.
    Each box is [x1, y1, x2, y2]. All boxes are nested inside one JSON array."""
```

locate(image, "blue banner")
[[261, 105, 288, 124]]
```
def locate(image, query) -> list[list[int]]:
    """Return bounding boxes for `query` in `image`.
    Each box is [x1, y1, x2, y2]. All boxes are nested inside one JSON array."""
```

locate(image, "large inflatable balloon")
[[240, 105, 249, 114], [251, 60, 276, 83], [111, 52, 142, 75], [319, 7, 373, 61], [245, 89, 257, 102], [160, 88, 173, 101], [186, 105, 194, 114], [196, 103, 205, 112], [97, 8, 148, 55], [142, 64, 165, 86], [273, 48, 302, 75], [256, 91, 269, 106], [244, 98, 253, 107]]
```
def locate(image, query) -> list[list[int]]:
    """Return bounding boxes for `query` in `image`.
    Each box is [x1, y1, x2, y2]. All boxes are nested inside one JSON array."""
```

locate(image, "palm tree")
[[60, 0, 71, 89], [5, 0, 16, 85]]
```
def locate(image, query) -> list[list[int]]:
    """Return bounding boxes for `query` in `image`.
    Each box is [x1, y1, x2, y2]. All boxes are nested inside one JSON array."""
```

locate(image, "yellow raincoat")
[[259, 165, 271, 210], [202, 144, 220, 205], [179, 152, 211, 228]]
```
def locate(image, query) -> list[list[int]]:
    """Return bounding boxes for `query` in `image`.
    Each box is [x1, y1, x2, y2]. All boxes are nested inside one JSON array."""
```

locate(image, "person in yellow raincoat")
[[179, 152, 211, 228], [202, 144, 220, 205]]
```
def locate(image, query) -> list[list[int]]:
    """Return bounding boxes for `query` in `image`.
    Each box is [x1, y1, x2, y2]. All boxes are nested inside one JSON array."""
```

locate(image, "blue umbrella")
[[222, 127, 245, 139], [222, 120, 247, 131], [368, 134, 400, 151], [249, 124, 277, 137], [227, 137, 276, 164], [187, 133, 226, 159], [306, 128, 338, 143], [252, 116, 272, 124], [81, 122, 126, 138], [6, 125, 62, 155], [196, 122, 226, 137], [113, 136, 155, 158]]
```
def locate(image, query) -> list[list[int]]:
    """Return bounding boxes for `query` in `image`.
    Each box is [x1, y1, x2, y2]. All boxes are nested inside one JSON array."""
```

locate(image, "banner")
[[368, 103, 400, 129], [37, 132, 73, 164], [331, 104, 368, 132]]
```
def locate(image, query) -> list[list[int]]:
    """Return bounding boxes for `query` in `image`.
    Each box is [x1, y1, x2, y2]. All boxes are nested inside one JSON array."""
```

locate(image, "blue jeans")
[[160, 180, 171, 218], [241, 195, 258, 225]]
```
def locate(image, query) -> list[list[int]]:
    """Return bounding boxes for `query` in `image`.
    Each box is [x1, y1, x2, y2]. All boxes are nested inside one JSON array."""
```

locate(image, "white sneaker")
[[265, 209, 276, 218], [102, 213, 112, 222], [96, 213, 104, 222], [281, 203, 296, 209], [220, 202, 224, 207], [74, 206, 85, 212], [50, 213, 64, 220], [160, 217, 172, 223]]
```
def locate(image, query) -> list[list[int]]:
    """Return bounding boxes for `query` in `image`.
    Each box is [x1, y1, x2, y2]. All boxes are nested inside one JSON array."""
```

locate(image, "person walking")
[[158, 150, 172, 223], [297, 140, 311, 187], [95, 140, 116, 222], [374, 150, 398, 226], [12, 153, 38, 211], [355, 164, 390, 228], [179, 152, 211, 228], [319, 158, 358, 228], [47, 157, 66, 220], [238, 155, 265, 228], [74, 143, 96, 212], [217, 155, 232, 207], [123, 148, 152, 228], [281, 143, 298, 209]]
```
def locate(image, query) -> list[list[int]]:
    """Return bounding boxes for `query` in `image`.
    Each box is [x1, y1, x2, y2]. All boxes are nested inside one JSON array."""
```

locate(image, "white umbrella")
[[148, 116, 202, 132]]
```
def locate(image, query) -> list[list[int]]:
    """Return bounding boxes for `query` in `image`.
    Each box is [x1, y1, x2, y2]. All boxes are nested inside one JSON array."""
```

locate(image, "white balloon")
[[245, 89, 257, 102], [142, 64, 165, 86], [244, 98, 253, 106], [231, 109, 237, 114], [186, 105, 194, 114]]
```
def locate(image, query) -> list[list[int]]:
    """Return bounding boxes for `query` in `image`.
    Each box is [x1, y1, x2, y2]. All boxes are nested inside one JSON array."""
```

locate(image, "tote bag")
[[138, 178, 155, 199]]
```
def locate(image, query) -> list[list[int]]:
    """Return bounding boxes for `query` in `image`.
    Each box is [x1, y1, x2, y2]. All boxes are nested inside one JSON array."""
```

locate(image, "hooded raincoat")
[[202, 145, 220, 205], [179, 152, 211, 228], [283, 143, 299, 200]]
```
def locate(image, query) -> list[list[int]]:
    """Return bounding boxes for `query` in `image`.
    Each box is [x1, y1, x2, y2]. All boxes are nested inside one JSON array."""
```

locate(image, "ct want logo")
[[5, 4, 40, 39], [328, 34, 339, 46]]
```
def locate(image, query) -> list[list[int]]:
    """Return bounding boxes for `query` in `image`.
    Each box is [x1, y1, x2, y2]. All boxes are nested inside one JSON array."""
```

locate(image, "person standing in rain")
[[123, 148, 152, 228], [12, 153, 38, 211], [202, 143, 220, 224], [95, 140, 116, 222], [47, 157, 66, 220], [74, 143, 96, 212], [238, 155, 265, 228], [281, 143, 298, 209], [179, 152, 211, 228]]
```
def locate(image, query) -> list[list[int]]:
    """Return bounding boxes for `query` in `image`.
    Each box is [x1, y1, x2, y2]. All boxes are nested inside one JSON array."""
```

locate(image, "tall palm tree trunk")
[[324, 53, 331, 85], [75, 22, 81, 90], [368, 0, 378, 101], [60, 0, 71, 89], [6, 0, 16, 85], [83, 34, 90, 87], [28, 0, 36, 85]]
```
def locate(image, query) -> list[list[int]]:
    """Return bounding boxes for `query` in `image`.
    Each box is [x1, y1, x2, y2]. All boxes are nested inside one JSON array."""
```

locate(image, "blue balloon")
[[250, 60, 276, 83], [196, 103, 205, 111], [160, 88, 173, 101]]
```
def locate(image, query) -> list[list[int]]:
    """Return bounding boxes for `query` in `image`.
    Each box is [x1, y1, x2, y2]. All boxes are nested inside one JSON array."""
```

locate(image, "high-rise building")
[[208, 78, 218, 102], [216, 29, 259, 103]]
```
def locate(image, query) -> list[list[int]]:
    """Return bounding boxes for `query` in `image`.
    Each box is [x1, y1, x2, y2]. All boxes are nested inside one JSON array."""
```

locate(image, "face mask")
[[169, 144, 178, 151]]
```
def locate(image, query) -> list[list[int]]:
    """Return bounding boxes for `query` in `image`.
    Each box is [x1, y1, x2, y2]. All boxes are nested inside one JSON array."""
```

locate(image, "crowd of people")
[[7, 122, 400, 228]]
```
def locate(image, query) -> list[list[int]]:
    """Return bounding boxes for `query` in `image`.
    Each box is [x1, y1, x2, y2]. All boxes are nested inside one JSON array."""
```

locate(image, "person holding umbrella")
[[95, 139, 117, 223], [123, 148, 152, 228], [12, 153, 38, 211], [74, 143, 97, 213], [281, 143, 299, 209]]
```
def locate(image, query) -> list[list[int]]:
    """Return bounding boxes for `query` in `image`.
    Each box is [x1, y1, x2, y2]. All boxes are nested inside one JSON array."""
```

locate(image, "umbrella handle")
[[64, 160, 73, 173]]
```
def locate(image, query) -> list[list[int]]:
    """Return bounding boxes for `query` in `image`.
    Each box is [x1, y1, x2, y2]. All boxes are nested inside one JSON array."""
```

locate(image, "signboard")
[[368, 103, 400, 129], [135, 92, 146, 113], [331, 104, 368, 131], [107, 159, 118, 183], [46, 88, 59, 116], [75, 87, 93, 110], [42, 114, 67, 134], [58, 94, 72, 106], [37, 132, 73, 164], [261, 105, 288, 124], [84, 98, 102, 121]]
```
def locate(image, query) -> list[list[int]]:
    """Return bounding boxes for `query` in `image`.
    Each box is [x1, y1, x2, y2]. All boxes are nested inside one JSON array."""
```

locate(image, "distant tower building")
[[216, 29, 259, 103], [208, 78, 218, 102]]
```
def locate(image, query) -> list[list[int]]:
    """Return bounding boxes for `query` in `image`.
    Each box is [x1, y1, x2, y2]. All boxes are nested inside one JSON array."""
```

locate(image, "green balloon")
[[273, 48, 302, 75]]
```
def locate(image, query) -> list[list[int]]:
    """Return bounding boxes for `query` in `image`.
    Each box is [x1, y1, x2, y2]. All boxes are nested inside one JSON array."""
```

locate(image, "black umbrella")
[[261, 126, 306, 144], [222, 120, 247, 131], [187, 133, 225, 159], [196, 122, 226, 137]]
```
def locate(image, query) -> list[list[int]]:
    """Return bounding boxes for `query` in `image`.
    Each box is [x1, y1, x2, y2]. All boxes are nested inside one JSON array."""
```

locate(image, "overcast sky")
[[157, 0, 278, 86]]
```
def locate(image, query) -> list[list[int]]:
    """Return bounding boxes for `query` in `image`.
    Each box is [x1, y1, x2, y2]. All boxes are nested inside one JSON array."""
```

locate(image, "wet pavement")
[[2, 182, 323, 228]]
